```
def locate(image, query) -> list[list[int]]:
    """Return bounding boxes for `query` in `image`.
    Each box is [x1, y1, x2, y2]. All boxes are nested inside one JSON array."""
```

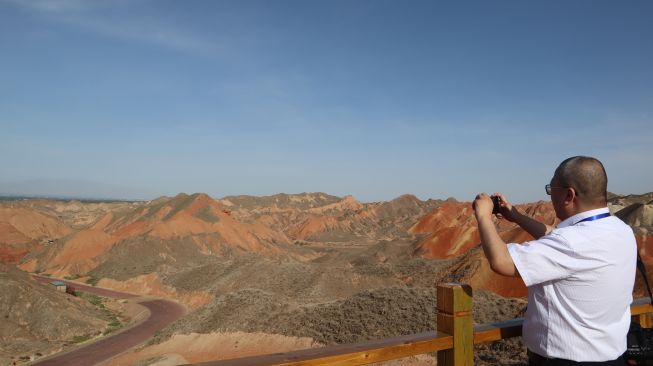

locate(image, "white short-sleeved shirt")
[[508, 207, 637, 362]]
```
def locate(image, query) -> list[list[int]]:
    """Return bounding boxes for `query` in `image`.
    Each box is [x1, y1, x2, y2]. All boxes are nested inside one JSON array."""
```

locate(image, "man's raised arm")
[[493, 193, 554, 240], [473, 193, 519, 277]]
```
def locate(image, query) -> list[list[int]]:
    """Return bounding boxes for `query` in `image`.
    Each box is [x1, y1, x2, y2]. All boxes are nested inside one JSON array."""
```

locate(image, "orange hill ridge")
[[19, 193, 304, 277], [3, 191, 652, 300]]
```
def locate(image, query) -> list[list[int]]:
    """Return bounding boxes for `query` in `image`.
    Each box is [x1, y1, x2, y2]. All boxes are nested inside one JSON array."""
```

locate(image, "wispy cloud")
[[1, 0, 212, 53], [2, 0, 92, 13], [69, 16, 212, 53]]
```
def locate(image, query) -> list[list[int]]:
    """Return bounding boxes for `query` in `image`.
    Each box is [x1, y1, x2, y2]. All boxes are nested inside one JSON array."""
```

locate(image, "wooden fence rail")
[[187, 283, 653, 366]]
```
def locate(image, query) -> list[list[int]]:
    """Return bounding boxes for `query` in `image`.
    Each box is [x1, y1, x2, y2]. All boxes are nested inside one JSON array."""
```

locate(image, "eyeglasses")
[[545, 184, 568, 195]]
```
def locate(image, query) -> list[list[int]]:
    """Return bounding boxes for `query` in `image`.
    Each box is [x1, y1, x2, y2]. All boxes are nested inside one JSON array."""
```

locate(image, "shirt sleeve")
[[507, 232, 578, 287]]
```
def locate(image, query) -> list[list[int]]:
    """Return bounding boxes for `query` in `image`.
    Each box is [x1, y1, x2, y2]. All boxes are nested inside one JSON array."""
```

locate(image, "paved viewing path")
[[31, 276, 187, 366]]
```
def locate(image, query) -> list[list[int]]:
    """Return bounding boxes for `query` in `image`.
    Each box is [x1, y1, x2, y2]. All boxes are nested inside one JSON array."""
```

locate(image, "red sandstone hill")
[[230, 193, 442, 243], [0, 199, 140, 266], [0, 206, 73, 264], [285, 194, 439, 242], [18, 193, 303, 277], [410, 199, 556, 297], [410, 199, 556, 259], [220, 192, 343, 211], [3, 191, 652, 300], [417, 193, 653, 298], [437, 246, 530, 298]]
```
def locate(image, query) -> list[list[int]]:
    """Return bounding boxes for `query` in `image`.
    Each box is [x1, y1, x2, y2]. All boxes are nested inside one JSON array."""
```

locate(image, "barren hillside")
[[18, 193, 311, 279], [0, 206, 73, 264], [226, 193, 442, 243], [0, 264, 109, 365]]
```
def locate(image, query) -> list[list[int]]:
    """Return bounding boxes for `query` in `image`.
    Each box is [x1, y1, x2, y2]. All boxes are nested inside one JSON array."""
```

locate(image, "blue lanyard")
[[574, 212, 611, 225]]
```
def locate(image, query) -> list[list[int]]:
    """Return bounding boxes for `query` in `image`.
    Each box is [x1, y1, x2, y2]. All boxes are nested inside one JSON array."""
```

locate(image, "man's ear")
[[564, 187, 577, 205]]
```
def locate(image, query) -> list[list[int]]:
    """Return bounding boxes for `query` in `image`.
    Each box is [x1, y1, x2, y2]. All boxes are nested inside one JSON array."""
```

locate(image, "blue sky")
[[1, 0, 651, 202]]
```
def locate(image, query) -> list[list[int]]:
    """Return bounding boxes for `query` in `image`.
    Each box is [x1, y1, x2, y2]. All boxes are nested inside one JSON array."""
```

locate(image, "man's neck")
[[558, 203, 607, 222]]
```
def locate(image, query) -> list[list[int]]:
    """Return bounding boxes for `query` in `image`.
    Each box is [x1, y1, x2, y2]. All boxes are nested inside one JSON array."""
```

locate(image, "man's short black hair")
[[554, 156, 608, 206]]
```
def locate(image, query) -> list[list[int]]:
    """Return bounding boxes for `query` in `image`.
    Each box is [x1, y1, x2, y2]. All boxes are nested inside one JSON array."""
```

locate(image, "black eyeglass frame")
[[545, 184, 571, 195]]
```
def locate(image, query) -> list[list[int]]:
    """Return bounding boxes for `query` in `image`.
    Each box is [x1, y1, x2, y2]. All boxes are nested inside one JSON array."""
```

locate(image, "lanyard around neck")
[[574, 212, 611, 225]]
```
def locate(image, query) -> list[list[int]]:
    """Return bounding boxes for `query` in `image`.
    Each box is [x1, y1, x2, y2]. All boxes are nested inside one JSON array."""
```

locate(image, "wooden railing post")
[[437, 283, 473, 366], [638, 313, 653, 328]]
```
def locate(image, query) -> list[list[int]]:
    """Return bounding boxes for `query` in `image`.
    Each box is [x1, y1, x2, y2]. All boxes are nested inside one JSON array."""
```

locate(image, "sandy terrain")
[[98, 273, 212, 309], [104, 331, 320, 366]]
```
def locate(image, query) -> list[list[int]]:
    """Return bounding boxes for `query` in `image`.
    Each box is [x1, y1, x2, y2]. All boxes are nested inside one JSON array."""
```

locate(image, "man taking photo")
[[473, 156, 637, 365]]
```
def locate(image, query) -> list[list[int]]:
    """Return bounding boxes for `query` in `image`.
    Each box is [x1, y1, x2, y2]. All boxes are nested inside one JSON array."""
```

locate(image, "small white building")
[[50, 280, 66, 292]]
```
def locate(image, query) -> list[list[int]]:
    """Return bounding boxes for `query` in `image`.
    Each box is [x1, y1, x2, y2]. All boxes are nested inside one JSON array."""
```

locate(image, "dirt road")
[[30, 277, 186, 366]]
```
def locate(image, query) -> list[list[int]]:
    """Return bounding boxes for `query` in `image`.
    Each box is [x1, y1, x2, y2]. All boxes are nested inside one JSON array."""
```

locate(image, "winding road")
[[30, 277, 186, 366]]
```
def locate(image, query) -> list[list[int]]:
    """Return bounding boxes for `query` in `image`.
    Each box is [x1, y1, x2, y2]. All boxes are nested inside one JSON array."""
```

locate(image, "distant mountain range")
[[2, 191, 651, 299], [0, 179, 150, 201]]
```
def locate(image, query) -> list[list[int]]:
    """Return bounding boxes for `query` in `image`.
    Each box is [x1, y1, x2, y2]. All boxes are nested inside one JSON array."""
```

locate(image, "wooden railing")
[[187, 283, 653, 366]]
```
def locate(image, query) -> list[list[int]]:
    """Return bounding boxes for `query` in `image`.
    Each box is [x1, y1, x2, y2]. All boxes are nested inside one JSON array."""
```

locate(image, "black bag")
[[627, 322, 653, 364], [625, 253, 653, 365]]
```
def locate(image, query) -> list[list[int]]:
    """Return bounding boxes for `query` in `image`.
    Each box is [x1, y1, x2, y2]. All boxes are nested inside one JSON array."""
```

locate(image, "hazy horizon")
[[1, 178, 650, 204], [2, 1, 652, 203]]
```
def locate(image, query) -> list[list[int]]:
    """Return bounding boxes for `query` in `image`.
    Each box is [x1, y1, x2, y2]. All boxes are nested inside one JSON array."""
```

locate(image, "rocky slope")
[[0, 199, 139, 265], [0, 264, 109, 365], [410, 199, 556, 259], [226, 193, 442, 243], [609, 192, 653, 209], [409, 199, 556, 297], [220, 192, 343, 211], [18, 193, 309, 278], [146, 239, 526, 364], [0, 206, 73, 264]]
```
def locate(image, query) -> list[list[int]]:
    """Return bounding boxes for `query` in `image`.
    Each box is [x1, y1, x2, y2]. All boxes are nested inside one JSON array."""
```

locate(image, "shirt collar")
[[557, 207, 610, 229]]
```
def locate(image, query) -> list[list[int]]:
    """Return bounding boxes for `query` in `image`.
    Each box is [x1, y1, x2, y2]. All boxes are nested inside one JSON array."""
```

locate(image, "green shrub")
[[108, 320, 121, 328], [77, 292, 104, 307], [72, 334, 91, 343], [103, 322, 122, 335]]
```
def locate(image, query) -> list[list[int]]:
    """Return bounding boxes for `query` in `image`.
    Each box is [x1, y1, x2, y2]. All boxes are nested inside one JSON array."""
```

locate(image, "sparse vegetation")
[[162, 193, 196, 221], [77, 292, 104, 307], [76, 292, 124, 335], [103, 317, 122, 335], [64, 274, 81, 280], [72, 334, 92, 343], [108, 319, 121, 328], [192, 205, 220, 223], [134, 355, 166, 366], [86, 276, 99, 286]]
